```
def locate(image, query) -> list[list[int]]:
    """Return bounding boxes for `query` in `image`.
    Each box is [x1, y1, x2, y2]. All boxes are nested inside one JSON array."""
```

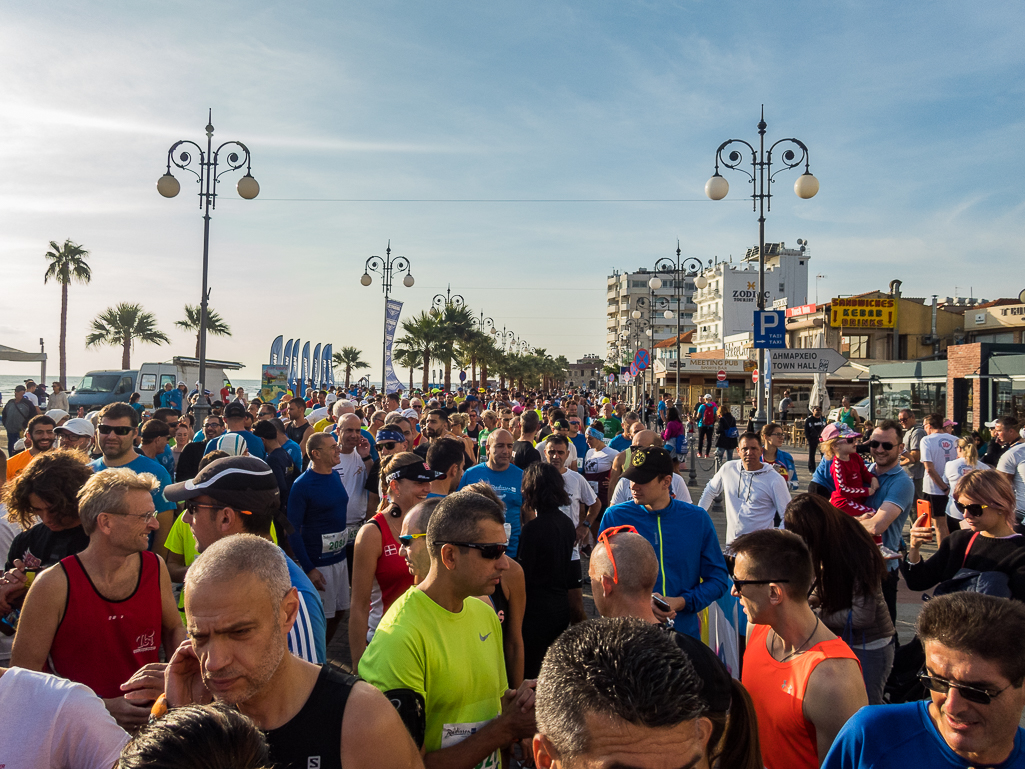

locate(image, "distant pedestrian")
[[778, 389, 792, 425]]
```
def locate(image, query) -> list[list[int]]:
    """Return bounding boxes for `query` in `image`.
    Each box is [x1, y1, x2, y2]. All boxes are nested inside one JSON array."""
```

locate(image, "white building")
[[606, 267, 697, 369], [693, 242, 811, 353]]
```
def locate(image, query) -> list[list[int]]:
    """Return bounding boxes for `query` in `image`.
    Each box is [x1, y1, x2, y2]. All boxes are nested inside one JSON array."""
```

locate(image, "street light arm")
[[212, 140, 254, 182], [165, 139, 206, 182], [712, 138, 757, 181], [766, 137, 811, 181]]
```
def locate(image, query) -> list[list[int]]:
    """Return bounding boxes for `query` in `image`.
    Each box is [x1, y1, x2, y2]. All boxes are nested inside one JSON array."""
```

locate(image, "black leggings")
[[698, 425, 714, 454]]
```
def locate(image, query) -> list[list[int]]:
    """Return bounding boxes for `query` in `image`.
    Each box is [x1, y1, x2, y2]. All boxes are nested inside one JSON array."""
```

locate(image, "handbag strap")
[[961, 532, 981, 569]]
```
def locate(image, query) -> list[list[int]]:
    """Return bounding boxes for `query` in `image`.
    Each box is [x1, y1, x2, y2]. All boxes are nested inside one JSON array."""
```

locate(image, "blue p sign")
[[753, 310, 787, 349]]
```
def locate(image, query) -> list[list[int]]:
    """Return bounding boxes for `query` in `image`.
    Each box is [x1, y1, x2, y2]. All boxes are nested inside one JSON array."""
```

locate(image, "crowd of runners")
[[1, 380, 1024, 768]]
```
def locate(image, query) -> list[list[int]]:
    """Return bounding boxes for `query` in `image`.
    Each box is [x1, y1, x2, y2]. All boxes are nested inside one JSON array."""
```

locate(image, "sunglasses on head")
[[436, 541, 508, 559], [98, 425, 133, 436], [868, 440, 896, 450], [397, 533, 427, 546], [953, 499, 989, 517], [918, 671, 1009, 705], [597, 525, 639, 584]]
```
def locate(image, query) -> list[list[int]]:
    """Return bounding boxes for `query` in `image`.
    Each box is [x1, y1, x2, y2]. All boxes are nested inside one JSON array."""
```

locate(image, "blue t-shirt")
[[866, 462, 915, 570], [600, 498, 729, 638], [766, 448, 799, 490], [157, 444, 176, 479], [570, 433, 589, 460], [160, 389, 183, 412], [284, 556, 327, 664], [823, 700, 1025, 768], [89, 454, 175, 513], [458, 462, 524, 558], [812, 455, 836, 491], [204, 430, 267, 460], [609, 435, 631, 452], [283, 438, 303, 469], [287, 468, 350, 572]]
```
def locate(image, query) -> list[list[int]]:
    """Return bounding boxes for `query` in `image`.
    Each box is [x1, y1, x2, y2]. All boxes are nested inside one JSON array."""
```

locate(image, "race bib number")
[[587, 480, 599, 497], [321, 531, 346, 555], [441, 722, 499, 769]]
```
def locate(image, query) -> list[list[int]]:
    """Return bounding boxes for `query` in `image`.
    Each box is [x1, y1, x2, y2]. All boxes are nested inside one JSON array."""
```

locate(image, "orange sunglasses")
[[597, 524, 639, 584]]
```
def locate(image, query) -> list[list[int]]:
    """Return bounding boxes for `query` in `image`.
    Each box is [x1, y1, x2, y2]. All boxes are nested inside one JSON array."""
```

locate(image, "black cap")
[[223, 401, 247, 418], [671, 631, 733, 713], [386, 461, 446, 484], [620, 447, 674, 484], [165, 456, 279, 516]]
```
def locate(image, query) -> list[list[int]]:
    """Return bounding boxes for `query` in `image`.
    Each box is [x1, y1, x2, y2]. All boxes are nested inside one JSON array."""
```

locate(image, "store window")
[[994, 380, 1025, 424], [842, 335, 870, 359], [872, 381, 947, 421]]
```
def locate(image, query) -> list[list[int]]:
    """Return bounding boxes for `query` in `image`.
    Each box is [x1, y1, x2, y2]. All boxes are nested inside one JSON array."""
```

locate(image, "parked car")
[[68, 370, 137, 412], [827, 396, 871, 424]]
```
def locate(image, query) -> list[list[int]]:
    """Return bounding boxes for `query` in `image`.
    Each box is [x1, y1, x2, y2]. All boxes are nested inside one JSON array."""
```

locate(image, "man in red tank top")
[[11, 468, 186, 729], [731, 529, 868, 768]]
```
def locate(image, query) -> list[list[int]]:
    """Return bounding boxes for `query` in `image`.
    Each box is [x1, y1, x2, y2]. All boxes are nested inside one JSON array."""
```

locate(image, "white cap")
[[56, 418, 95, 437], [213, 434, 249, 456], [402, 408, 419, 420], [45, 409, 70, 423]]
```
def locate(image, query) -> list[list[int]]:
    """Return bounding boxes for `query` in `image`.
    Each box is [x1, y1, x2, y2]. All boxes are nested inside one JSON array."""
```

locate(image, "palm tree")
[[393, 345, 420, 393], [43, 239, 92, 388], [395, 312, 444, 391], [86, 303, 169, 369], [175, 304, 232, 358], [332, 346, 370, 390], [431, 304, 475, 392]]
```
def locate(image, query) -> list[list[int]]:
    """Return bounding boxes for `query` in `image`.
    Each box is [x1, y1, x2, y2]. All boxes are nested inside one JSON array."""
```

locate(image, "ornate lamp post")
[[705, 106, 818, 432], [654, 243, 707, 407], [472, 313, 494, 334], [157, 110, 258, 421], [360, 242, 414, 392], [431, 284, 465, 314]]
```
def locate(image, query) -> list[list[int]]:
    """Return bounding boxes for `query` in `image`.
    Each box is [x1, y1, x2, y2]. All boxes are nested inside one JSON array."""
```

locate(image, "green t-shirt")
[[359, 588, 507, 767], [478, 428, 492, 448], [603, 415, 622, 439]]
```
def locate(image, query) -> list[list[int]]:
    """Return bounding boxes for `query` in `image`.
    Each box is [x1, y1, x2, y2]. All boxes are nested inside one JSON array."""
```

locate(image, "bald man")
[[458, 428, 525, 557], [608, 428, 658, 493], [588, 530, 661, 620]]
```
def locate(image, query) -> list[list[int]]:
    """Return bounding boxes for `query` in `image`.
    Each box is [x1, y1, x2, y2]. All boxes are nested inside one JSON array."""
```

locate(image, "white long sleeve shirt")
[[697, 460, 792, 545]]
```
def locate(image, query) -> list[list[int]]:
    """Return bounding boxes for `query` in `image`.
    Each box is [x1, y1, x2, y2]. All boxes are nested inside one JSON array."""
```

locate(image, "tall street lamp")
[[472, 312, 494, 334], [431, 285, 465, 314], [654, 242, 707, 408], [361, 241, 414, 392], [157, 110, 259, 421], [705, 106, 818, 432]]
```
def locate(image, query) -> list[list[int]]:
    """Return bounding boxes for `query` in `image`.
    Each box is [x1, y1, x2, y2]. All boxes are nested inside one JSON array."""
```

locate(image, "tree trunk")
[[444, 359, 452, 392], [408, 367, 414, 392], [195, 331, 201, 359], [471, 356, 477, 389], [122, 334, 131, 370], [59, 283, 68, 388], [421, 352, 431, 391], [345, 365, 352, 390]]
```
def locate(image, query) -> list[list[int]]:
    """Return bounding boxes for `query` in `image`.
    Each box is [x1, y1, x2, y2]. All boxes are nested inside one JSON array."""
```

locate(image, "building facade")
[[693, 242, 811, 353], [566, 354, 604, 391], [606, 267, 697, 370]]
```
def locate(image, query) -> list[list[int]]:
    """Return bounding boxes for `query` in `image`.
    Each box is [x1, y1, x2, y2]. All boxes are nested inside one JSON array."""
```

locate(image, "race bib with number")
[[441, 722, 499, 769]]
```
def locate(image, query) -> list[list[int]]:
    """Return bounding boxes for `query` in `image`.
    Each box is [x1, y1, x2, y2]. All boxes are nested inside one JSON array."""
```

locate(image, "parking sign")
[[753, 310, 787, 348]]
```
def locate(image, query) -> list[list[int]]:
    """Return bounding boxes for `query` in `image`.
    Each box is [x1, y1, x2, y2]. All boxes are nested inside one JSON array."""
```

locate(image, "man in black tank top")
[[163, 534, 422, 769]]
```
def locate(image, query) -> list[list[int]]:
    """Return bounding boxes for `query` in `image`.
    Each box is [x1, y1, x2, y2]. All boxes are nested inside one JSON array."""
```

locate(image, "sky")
[[1, 0, 1023, 384]]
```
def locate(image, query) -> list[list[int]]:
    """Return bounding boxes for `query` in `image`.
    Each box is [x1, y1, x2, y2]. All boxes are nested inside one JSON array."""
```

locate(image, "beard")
[[204, 629, 287, 706]]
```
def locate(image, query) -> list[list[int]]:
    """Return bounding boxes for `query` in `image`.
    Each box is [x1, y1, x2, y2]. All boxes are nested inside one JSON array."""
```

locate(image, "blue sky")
[[1, 1, 1022, 382]]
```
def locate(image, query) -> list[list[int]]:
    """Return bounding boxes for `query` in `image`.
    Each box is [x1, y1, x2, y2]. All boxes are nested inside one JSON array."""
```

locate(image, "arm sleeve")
[[773, 473, 792, 518], [680, 519, 729, 614], [286, 482, 315, 572], [900, 534, 961, 590], [697, 469, 725, 510], [579, 475, 597, 506]]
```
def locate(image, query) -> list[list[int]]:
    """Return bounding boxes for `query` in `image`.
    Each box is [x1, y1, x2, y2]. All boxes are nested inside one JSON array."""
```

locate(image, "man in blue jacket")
[[599, 446, 728, 638]]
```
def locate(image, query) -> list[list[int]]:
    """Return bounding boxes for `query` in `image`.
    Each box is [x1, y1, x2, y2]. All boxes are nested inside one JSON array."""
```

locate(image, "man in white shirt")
[[992, 417, 1025, 523], [920, 413, 958, 543], [697, 431, 791, 544], [332, 414, 378, 572]]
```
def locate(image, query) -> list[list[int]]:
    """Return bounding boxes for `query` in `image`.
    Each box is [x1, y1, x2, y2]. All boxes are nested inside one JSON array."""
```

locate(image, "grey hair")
[[332, 399, 355, 417], [185, 534, 291, 612], [77, 468, 159, 536], [536, 618, 705, 758]]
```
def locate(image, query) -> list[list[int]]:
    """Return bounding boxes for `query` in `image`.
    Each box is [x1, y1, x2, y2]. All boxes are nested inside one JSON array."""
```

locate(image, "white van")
[[137, 357, 244, 408]]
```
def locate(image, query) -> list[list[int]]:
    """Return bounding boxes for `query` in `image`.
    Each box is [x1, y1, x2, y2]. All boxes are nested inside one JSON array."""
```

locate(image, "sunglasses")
[[377, 442, 397, 450], [730, 575, 791, 593], [868, 440, 896, 450], [98, 425, 133, 436], [918, 671, 1010, 705], [397, 533, 427, 546], [597, 525, 639, 584], [953, 500, 989, 517], [843, 437, 857, 444], [436, 541, 508, 559]]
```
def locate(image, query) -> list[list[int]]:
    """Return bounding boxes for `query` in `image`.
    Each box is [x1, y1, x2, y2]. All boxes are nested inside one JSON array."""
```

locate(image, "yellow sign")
[[830, 297, 897, 329]]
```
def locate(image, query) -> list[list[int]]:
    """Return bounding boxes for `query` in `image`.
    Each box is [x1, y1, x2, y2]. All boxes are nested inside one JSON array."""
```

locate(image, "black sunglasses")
[[953, 500, 989, 517], [868, 440, 896, 450], [731, 576, 791, 593], [98, 425, 133, 436], [377, 442, 397, 450], [437, 541, 508, 559], [918, 671, 1009, 705]]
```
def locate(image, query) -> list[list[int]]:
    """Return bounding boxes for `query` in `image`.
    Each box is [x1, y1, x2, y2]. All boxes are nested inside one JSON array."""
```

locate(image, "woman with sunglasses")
[[760, 422, 798, 490], [941, 436, 982, 534], [903, 469, 1025, 601], [784, 494, 895, 704], [348, 452, 440, 669], [518, 462, 578, 679]]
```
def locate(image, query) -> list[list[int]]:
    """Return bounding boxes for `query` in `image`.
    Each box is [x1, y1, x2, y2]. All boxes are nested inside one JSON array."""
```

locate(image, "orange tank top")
[[741, 623, 861, 769]]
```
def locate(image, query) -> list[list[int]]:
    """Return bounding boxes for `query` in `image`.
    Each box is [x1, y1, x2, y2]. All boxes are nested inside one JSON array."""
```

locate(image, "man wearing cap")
[[164, 455, 327, 663], [44, 408, 70, 427], [697, 431, 791, 545], [205, 401, 266, 460], [458, 429, 526, 558], [55, 417, 95, 452], [375, 428, 408, 458], [599, 447, 728, 639], [921, 413, 958, 543], [6, 414, 56, 481], [288, 432, 351, 644], [2, 385, 36, 455]]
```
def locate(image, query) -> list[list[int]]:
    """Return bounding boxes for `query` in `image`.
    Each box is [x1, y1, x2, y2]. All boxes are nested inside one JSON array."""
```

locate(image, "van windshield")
[[76, 374, 120, 394]]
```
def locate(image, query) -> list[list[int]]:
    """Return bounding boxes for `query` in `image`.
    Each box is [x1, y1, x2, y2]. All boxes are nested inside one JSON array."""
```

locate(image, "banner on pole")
[[312, 344, 322, 389], [287, 339, 298, 396], [322, 344, 334, 388], [301, 342, 311, 397], [269, 336, 283, 366], [384, 299, 405, 393], [260, 365, 290, 405]]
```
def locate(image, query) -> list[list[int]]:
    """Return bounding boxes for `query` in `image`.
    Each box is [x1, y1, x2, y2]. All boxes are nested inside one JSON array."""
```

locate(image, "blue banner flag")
[[269, 336, 284, 366], [384, 299, 405, 393]]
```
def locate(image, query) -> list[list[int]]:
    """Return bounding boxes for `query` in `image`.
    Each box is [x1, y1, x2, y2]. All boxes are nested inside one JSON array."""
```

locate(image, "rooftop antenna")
[[815, 274, 828, 304]]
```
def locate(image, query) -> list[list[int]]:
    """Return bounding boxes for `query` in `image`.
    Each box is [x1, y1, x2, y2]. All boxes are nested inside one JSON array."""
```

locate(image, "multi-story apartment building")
[[606, 267, 697, 368], [693, 242, 811, 353]]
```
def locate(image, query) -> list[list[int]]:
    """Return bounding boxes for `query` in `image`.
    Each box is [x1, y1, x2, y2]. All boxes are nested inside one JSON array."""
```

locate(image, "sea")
[[0, 373, 264, 400]]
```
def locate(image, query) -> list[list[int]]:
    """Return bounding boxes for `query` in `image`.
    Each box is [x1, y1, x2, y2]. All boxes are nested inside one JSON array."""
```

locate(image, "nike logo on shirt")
[[479, 632, 492, 642]]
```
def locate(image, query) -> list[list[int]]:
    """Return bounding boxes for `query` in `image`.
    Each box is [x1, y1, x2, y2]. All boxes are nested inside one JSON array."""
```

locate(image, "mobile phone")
[[652, 594, 671, 612], [916, 498, 932, 528]]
